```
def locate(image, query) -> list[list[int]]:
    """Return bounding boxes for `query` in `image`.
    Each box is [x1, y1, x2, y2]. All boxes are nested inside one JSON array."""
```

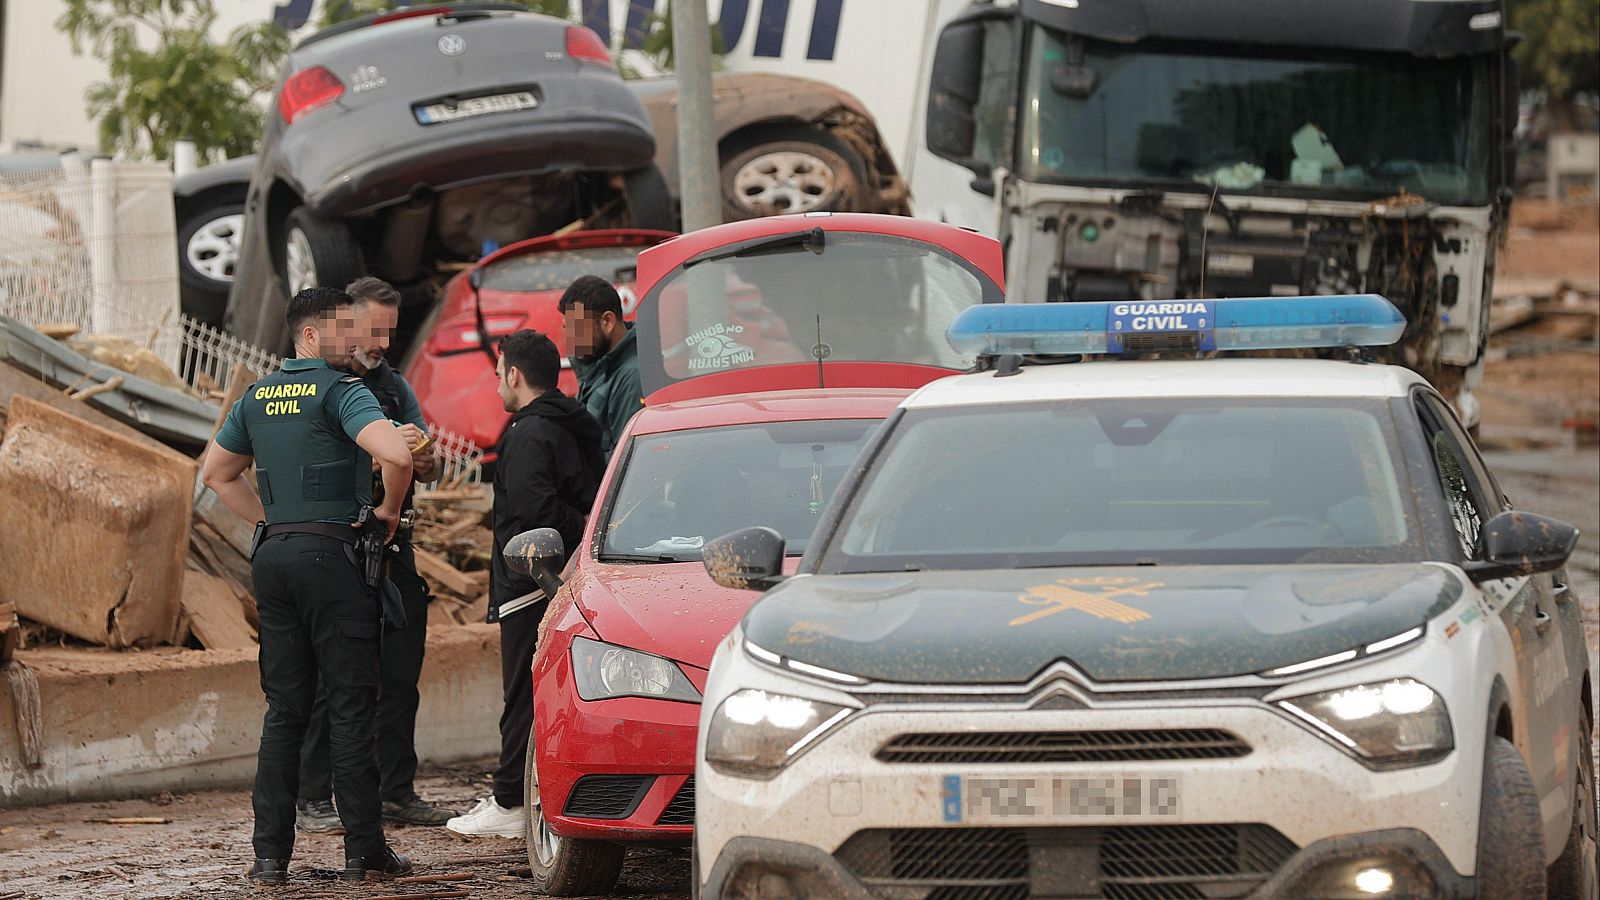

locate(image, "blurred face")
[[352, 300, 398, 373], [306, 305, 361, 366], [563, 303, 615, 363]]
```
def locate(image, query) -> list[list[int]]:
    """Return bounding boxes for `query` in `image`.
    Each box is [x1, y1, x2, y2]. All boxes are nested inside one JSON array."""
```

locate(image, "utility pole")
[[670, 0, 721, 232]]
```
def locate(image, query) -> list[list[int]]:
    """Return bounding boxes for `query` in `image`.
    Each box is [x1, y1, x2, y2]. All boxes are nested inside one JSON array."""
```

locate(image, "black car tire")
[[283, 207, 363, 297], [177, 200, 244, 325], [1548, 710, 1598, 899], [718, 124, 867, 221], [623, 164, 676, 230], [523, 725, 626, 897], [1477, 736, 1549, 898]]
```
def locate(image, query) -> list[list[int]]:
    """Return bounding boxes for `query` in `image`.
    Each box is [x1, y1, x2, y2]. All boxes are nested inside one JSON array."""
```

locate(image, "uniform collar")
[[282, 357, 334, 372]]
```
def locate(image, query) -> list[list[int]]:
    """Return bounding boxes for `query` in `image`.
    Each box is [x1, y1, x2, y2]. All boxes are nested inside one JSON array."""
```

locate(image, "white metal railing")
[[427, 426, 485, 490], [176, 314, 282, 394]]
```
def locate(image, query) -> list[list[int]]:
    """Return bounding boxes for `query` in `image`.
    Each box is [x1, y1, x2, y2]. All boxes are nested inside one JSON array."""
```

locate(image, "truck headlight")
[[705, 689, 850, 778], [1279, 678, 1453, 767], [571, 636, 701, 703]]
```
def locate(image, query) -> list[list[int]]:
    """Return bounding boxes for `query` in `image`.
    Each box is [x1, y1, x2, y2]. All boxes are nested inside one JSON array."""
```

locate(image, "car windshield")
[[601, 419, 880, 562], [829, 398, 1421, 572], [636, 232, 1000, 394], [480, 246, 645, 294], [1020, 27, 1494, 205]]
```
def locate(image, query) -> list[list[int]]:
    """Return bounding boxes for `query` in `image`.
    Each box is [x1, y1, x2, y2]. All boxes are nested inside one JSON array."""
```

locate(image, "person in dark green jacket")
[[559, 275, 642, 461]]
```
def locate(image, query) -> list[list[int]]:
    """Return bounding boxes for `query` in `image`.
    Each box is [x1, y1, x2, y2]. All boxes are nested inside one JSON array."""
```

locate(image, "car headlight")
[[570, 637, 701, 703], [1279, 678, 1453, 767], [705, 689, 850, 778]]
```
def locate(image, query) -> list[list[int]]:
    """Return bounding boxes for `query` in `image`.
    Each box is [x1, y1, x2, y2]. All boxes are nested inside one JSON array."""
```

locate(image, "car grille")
[[656, 778, 694, 826], [875, 730, 1252, 765], [562, 775, 653, 819], [835, 824, 1297, 899]]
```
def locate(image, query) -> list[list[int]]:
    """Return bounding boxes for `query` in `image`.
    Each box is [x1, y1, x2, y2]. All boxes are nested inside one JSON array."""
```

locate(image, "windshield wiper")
[[599, 552, 690, 564], [683, 227, 825, 268]]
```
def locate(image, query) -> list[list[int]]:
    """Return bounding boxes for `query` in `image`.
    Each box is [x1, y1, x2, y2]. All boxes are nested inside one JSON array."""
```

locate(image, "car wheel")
[[523, 726, 626, 897], [1549, 711, 1598, 899], [283, 207, 363, 297], [719, 125, 867, 221], [691, 832, 702, 900], [177, 201, 244, 325], [1478, 735, 1549, 898], [622, 165, 676, 231]]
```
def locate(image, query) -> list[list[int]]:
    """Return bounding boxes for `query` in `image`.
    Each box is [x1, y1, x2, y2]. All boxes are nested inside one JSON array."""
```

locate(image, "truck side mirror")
[[1460, 511, 1579, 582], [503, 527, 566, 597], [926, 18, 986, 163], [702, 526, 788, 592]]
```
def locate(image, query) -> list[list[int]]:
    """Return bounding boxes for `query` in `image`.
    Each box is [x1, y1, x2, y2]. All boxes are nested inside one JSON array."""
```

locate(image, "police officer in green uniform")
[[200, 287, 416, 883]]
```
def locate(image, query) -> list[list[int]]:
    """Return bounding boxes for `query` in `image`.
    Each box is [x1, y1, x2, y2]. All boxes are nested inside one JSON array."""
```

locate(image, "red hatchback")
[[505, 213, 1005, 895], [403, 228, 674, 455]]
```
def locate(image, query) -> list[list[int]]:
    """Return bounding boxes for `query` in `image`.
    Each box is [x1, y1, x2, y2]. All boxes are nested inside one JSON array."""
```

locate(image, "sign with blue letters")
[[1106, 301, 1216, 353]]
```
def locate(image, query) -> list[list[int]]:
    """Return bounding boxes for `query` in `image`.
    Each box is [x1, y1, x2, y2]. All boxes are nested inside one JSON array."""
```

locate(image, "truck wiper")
[[683, 227, 825, 268]]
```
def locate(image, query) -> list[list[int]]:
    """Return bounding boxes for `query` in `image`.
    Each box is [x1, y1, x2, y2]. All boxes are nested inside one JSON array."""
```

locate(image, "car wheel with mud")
[[1548, 710, 1598, 899], [719, 125, 867, 221], [283, 207, 364, 298], [523, 726, 626, 896], [1476, 735, 1548, 898]]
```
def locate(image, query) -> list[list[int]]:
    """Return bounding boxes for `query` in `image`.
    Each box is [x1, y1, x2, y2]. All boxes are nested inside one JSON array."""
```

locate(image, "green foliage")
[[57, 0, 289, 161], [1508, 0, 1599, 100], [638, 2, 726, 75]]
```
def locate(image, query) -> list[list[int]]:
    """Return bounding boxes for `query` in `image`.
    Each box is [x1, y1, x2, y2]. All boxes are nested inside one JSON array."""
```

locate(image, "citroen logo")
[[438, 34, 466, 56]]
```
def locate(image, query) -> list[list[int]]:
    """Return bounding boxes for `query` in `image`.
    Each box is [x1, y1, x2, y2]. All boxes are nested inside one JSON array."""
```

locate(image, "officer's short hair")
[[286, 286, 357, 333], [557, 275, 623, 319], [346, 276, 401, 307], [499, 329, 559, 392]]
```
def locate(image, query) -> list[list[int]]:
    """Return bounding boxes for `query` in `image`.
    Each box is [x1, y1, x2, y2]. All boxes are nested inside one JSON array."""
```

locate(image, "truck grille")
[[562, 775, 653, 819], [875, 730, 1251, 765], [656, 778, 695, 826], [835, 824, 1297, 899]]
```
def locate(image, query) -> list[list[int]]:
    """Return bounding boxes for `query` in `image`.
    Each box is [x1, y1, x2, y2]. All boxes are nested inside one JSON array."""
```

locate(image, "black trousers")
[[493, 603, 543, 809], [298, 540, 430, 804], [250, 533, 385, 861]]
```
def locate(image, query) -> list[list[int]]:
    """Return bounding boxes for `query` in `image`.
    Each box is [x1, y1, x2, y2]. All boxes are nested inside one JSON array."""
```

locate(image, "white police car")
[[690, 297, 1596, 899]]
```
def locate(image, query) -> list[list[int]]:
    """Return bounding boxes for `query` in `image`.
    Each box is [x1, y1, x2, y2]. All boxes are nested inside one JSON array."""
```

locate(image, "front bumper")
[[695, 701, 1483, 898]]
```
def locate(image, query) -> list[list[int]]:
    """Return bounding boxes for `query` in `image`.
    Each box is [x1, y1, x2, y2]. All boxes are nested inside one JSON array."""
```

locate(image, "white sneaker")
[[443, 796, 524, 838]]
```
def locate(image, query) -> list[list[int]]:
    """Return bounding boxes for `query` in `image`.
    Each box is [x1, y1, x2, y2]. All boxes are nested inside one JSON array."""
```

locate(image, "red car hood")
[[568, 558, 796, 670]]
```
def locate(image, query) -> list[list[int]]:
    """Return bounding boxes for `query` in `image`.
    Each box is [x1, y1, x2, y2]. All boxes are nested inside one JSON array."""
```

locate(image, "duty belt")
[[258, 520, 359, 545]]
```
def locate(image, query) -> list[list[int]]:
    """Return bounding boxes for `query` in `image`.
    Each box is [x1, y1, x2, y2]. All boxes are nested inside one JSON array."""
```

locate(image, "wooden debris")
[[85, 816, 170, 825], [395, 872, 473, 884], [367, 892, 468, 900], [415, 487, 489, 504], [180, 568, 257, 650], [0, 600, 17, 664], [4, 660, 42, 769], [415, 548, 478, 598], [35, 322, 80, 340], [66, 374, 124, 402]]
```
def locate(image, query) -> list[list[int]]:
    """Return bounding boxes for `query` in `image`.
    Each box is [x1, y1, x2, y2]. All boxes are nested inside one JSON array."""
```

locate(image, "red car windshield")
[[634, 232, 1001, 397], [477, 246, 644, 304], [600, 418, 880, 563]]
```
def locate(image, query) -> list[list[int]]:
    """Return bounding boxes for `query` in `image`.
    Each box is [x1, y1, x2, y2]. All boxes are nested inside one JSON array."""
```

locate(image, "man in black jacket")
[[445, 329, 604, 838]]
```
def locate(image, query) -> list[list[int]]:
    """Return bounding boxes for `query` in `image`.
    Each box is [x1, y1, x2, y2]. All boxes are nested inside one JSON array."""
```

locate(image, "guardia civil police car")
[[690, 297, 1596, 900]]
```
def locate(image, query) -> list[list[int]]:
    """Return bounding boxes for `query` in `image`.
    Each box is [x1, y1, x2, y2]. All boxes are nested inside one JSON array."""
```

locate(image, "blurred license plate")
[[415, 91, 538, 125], [941, 775, 1180, 823]]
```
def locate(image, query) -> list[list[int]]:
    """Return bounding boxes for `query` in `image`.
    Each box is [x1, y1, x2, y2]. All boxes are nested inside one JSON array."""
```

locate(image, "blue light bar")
[[947, 295, 1406, 357]]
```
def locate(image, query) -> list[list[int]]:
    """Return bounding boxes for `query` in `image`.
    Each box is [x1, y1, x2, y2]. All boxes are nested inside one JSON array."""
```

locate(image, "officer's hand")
[[396, 423, 427, 451], [369, 505, 401, 543]]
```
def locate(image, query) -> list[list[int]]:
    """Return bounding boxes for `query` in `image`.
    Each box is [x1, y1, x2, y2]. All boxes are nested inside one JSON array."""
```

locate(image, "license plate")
[[415, 91, 538, 125], [942, 775, 1181, 824]]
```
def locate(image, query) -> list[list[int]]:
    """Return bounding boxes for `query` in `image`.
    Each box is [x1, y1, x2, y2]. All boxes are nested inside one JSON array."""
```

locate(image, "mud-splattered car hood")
[[743, 564, 1461, 684]]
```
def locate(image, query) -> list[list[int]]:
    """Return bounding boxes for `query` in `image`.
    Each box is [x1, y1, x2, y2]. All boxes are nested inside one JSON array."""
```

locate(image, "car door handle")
[[1534, 607, 1554, 634], [1553, 580, 1573, 603]]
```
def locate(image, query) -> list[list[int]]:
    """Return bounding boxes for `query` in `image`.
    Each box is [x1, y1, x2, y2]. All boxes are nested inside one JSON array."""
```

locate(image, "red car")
[[403, 228, 675, 455], [506, 213, 1005, 895]]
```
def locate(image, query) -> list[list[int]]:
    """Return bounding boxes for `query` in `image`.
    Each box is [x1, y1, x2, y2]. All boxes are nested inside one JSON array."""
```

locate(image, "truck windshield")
[[601, 419, 880, 562], [1020, 28, 1493, 206], [827, 398, 1423, 573]]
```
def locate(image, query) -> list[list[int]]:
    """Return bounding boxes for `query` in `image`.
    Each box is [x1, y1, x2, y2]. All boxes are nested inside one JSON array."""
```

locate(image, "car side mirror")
[[1460, 511, 1579, 581], [926, 19, 985, 162], [503, 527, 566, 596], [702, 526, 788, 592]]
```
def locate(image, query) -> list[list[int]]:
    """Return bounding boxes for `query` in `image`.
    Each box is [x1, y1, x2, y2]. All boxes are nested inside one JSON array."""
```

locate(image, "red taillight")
[[279, 66, 344, 124], [565, 26, 613, 67], [428, 315, 527, 356], [373, 6, 451, 24]]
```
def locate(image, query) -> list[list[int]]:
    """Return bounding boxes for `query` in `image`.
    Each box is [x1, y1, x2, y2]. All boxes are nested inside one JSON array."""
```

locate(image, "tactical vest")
[[240, 365, 373, 524], [361, 362, 417, 509]]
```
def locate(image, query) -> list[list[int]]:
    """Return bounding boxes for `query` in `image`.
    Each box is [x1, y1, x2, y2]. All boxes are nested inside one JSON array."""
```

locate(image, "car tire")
[[177, 200, 244, 325], [691, 832, 702, 900], [283, 207, 363, 298], [1478, 735, 1549, 898], [622, 164, 677, 231], [523, 726, 626, 897], [718, 124, 867, 221], [1548, 710, 1598, 899]]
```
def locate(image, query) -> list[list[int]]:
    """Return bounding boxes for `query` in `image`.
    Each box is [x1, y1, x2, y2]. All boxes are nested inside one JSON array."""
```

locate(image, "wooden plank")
[[180, 569, 257, 650], [188, 525, 257, 628], [414, 548, 477, 597], [0, 601, 17, 664]]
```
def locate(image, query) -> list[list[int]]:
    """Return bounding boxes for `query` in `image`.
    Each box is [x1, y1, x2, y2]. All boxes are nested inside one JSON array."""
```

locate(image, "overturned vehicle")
[[924, 0, 1520, 429]]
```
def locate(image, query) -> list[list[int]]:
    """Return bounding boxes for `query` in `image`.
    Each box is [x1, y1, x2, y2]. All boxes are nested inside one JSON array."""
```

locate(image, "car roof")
[[630, 388, 911, 436], [904, 358, 1430, 410]]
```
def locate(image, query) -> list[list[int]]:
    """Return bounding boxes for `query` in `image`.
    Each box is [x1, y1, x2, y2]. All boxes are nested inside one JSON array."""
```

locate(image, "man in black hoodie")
[[445, 329, 604, 838]]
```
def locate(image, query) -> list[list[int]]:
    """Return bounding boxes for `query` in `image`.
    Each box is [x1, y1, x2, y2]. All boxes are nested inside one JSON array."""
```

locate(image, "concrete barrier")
[[0, 623, 501, 808]]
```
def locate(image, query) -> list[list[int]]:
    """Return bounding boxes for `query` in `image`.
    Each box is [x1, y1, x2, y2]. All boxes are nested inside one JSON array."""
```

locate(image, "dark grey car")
[[224, 3, 672, 351]]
